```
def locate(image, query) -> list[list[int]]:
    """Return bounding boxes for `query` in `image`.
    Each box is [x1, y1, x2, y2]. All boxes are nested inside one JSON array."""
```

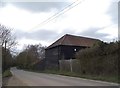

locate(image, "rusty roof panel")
[[46, 34, 100, 49]]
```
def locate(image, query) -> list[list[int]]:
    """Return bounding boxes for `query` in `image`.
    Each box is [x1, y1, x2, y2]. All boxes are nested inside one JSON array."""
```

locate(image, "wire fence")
[[59, 59, 81, 73]]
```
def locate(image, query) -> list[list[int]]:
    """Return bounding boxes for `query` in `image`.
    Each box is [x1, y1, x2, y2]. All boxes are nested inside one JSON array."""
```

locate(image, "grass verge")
[[44, 70, 119, 83], [3, 69, 12, 78], [22, 69, 119, 84]]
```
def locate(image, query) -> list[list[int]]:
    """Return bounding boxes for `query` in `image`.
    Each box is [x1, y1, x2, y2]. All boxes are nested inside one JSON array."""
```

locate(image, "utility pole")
[[2, 40, 7, 86], [5, 41, 7, 53], [70, 58, 73, 72], [0, 46, 1, 72], [4, 41, 7, 72]]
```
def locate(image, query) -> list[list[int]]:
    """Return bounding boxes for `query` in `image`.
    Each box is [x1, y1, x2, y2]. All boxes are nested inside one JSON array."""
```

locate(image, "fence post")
[[70, 58, 72, 72]]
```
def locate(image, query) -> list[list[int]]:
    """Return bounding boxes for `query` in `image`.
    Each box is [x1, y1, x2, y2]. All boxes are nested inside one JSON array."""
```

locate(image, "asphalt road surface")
[[11, 67, 119, 86]]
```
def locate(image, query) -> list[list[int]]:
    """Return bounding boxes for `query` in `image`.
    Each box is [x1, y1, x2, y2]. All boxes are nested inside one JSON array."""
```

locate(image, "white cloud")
[[16, 38, 49, 51], [36, 0, 113, 32], [0, 0, 118, 51], [97, 24, 118, 40], [2, 0, 74, 2], [0, 4, 57, 32]]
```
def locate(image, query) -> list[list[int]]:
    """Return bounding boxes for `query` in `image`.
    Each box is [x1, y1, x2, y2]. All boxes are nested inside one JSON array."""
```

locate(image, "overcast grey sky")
[[0, 0, 119, 51]]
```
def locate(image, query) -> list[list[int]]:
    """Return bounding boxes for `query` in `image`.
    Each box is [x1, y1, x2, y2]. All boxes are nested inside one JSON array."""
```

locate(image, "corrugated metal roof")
[[46, 34, 100, 49]]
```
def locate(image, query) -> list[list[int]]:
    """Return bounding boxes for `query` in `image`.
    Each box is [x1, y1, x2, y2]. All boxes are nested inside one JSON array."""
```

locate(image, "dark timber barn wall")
[[45, 46, 59, 69], [45, 45, 86, 69], [45, 34, 100, 70], [59, 45, 86, 60]]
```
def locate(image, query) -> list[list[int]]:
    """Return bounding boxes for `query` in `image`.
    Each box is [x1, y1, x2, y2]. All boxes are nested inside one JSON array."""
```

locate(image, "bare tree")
[[0, 24, 17, 49], [15, 44, 46, 69]]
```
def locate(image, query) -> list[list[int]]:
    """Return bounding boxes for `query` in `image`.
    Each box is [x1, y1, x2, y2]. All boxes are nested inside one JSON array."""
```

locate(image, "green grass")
[[39, 70, 119, 83], [3, 69, 12, 78], [44, 70, 119, 83], [22, 68, 119, 83]]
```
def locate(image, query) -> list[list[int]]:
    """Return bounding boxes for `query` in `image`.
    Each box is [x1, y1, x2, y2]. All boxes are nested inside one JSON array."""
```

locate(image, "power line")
[[38, 0, 79, 24], [30, 0, 85, 30], [44, 0, 85, 25]]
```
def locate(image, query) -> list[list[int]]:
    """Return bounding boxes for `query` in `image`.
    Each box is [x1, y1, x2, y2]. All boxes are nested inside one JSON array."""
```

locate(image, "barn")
[[45, 34, 100, 70]]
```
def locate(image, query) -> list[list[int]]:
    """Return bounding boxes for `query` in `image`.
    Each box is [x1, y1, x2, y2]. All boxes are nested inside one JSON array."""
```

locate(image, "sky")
[[0, 0, 119, 51]]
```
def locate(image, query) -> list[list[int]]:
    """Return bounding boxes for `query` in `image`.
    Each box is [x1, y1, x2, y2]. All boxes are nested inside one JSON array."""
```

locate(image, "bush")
[[3, 69, 12, 78], [76, 41, 119, 76]]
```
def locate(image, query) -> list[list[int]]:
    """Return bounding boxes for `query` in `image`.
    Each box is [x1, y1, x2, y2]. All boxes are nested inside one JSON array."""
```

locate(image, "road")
[[10, 68, 119, 86]]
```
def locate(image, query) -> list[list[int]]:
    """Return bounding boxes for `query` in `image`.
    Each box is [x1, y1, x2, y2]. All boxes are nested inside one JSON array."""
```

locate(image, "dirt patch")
[[3, 77, 10, 86], [3, 75, 27, 86]]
